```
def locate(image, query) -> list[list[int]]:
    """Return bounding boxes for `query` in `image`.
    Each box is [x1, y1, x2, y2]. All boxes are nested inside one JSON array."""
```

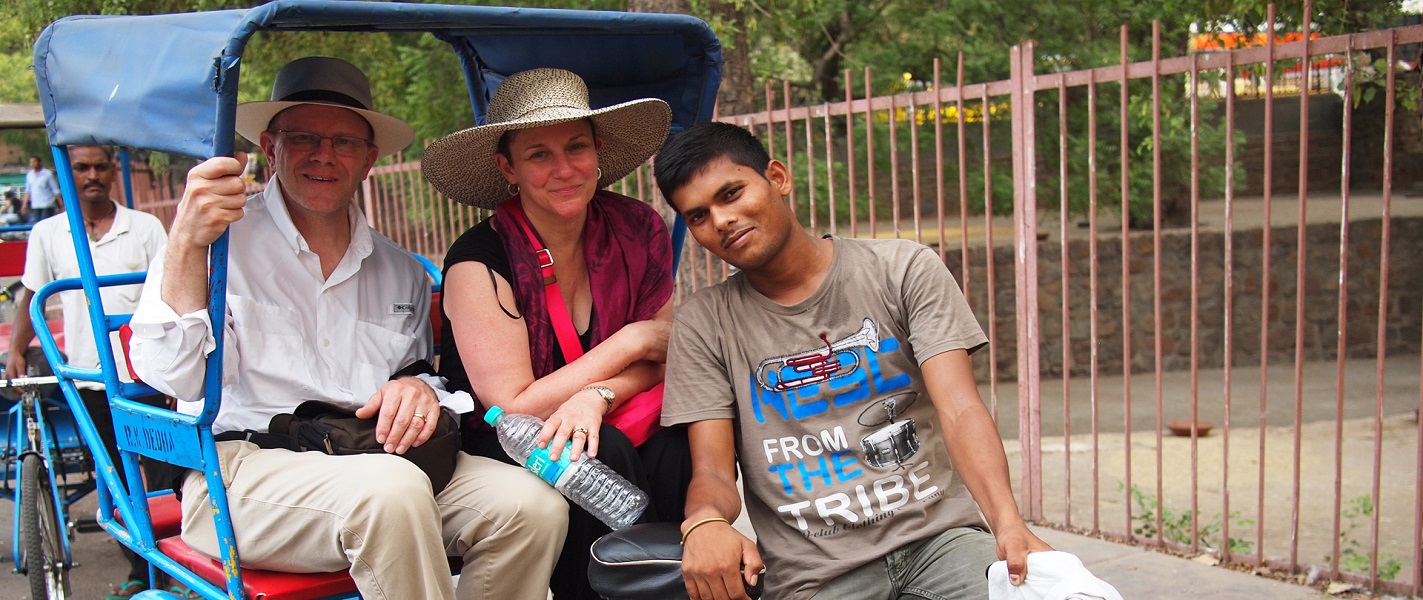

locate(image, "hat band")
[[278, 89, 370, 111], [501, 103, 590, 122]]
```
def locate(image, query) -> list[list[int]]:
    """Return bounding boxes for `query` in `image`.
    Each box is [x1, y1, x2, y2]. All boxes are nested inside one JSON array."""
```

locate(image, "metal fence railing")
[[130, 5, 1423, 594], [687, 10, 1421, 594]]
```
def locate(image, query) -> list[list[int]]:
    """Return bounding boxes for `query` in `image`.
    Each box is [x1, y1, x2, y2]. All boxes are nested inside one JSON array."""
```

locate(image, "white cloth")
[[21, 202, 168, 389], [129, 182, 472, 434], [987, 551, 1124, 600], [25, 167, 60, 209]]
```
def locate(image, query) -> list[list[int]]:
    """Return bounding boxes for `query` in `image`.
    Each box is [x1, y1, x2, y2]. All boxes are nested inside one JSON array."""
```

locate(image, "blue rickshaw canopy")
[[32, 0, 723, 159]]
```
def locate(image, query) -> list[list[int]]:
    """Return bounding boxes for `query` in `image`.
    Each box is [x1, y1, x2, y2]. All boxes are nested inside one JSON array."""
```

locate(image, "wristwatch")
[[583, 385, 616, 413]]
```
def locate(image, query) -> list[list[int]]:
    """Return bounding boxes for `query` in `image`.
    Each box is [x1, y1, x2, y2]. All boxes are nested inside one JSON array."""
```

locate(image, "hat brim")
[[420, 98, 671, 208], [234, 100, 416, 159]]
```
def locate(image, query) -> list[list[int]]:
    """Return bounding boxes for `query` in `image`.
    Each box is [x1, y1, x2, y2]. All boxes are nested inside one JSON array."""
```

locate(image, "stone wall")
[[956, 217, 1423, 382], [1234, 90, 1423, 196]]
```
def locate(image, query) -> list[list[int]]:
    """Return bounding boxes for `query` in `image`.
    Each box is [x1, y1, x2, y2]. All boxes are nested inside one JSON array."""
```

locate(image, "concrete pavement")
[[1031, 525, 1332, 599]]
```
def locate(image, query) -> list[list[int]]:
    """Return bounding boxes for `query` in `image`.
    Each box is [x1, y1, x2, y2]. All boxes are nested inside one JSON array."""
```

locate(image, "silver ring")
[[412, 412, 426, 422], [572, 427, 589, 436]]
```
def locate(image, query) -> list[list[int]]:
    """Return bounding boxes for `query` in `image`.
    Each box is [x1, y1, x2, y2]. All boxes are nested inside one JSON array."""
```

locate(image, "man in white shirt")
[[5, 144, 169, 596], [129, 57, 566, 600], [24, 156, 61, 222]]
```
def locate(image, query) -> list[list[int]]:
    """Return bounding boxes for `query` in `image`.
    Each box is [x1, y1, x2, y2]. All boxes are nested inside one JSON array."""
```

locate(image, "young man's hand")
[[680, 518, 763, 600], [994, 521, 1053, 585]]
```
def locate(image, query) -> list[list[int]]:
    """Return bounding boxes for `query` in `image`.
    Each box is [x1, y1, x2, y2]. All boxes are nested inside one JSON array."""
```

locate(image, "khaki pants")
[[181, 442, 567, 600]]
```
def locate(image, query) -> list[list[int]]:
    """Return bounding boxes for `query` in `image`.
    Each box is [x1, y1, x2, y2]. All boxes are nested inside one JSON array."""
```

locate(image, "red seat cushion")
[[113, 493, 183, 539], [157, 537, 358, 600], [430, 290, 443, 347], [0, 240, 28, 278], [118, 323, 141, 382], [148, 494, 183, 539]]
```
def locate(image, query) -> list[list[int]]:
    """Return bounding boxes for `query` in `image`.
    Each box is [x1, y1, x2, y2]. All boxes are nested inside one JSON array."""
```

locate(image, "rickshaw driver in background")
[[128, 57, 567, 600], [5, 144, 169, 599]]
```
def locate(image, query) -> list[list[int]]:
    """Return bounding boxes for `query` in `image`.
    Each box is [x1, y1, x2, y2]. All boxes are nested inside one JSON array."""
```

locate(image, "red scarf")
[[493, 190, 673, 377]]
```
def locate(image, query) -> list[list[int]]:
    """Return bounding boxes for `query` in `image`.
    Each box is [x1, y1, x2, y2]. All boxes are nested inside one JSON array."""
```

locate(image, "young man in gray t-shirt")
[[654, 122, 1050, 600]]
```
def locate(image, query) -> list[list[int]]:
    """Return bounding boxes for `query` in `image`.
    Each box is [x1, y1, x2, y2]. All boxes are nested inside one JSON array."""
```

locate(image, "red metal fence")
[[690, 13, 1421, 594], [132, 7, 1423, 594]]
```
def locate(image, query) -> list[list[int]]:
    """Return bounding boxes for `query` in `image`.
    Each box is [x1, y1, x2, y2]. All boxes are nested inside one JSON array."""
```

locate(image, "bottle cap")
[[483, 405, 505, 425]]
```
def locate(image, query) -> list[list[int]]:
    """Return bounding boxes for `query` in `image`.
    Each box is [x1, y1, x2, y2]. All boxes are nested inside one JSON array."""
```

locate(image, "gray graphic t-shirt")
[[664, 237, 990, 600]]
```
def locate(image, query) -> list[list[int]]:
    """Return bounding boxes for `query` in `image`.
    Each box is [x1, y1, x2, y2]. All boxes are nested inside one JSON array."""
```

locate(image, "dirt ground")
[[1008, 411, 1421, 590]]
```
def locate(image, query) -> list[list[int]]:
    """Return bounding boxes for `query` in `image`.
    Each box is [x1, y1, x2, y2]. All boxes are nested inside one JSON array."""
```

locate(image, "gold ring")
[[412, 412, 426, 422], [572, 427, 589, 436]]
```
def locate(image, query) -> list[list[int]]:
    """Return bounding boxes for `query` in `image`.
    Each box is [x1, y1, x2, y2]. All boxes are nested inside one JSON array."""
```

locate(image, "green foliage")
[[1122, 482, 1255, 555], [1326, 495, 1403, 581], [772, 101, 1017, 233], [1349, 53, 1422, 113], [1042, 80, 1244, 226]]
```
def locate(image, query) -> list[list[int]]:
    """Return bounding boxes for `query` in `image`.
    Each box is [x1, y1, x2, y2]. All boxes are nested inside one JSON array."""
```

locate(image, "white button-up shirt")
[[129, 182, 472, 434], [22, 202, 168, 389]]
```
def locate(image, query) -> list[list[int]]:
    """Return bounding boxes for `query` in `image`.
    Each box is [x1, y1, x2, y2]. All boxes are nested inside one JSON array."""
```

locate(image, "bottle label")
[[523, 445, 572, 486]]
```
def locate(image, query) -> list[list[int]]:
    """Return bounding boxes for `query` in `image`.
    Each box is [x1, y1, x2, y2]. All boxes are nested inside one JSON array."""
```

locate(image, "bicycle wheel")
[[20, 453, 70, 599]]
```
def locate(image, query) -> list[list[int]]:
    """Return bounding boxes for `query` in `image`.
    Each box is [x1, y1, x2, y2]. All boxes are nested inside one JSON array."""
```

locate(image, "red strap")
[[504, 201, 585, 362]]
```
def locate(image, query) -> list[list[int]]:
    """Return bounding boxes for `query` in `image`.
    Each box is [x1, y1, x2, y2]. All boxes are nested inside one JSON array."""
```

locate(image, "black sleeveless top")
[[437, 218, 594, 399]]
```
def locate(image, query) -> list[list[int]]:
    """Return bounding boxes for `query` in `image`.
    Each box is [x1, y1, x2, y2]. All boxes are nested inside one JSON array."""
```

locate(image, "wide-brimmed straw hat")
[[234, 57, 415, 159], [421, 68, 671, 208]]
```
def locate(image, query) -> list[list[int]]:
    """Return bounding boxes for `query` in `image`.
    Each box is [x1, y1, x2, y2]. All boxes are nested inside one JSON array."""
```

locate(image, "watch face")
[[586, 386, 615, 406], [592, 386, 615, 412]]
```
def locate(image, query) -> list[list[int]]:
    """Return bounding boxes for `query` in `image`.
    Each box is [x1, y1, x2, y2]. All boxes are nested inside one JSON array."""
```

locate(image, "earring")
[[507, 182, 520, 196], [596, 167, 604, 180]]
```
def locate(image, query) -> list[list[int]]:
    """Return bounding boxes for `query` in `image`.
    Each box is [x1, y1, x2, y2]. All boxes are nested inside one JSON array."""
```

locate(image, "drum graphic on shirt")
[[858, 392, 921, 470], [754, 318, 879, 392]]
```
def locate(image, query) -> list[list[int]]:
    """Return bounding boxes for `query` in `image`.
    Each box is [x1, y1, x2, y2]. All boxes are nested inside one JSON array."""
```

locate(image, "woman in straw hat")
[[422, 68, 690, 600]]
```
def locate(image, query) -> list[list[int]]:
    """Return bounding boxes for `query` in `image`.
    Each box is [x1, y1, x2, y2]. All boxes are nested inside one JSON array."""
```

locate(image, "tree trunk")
[[628, 0, 751, 118], [808, 13, 851, 103], [708, 0, 756, 117]]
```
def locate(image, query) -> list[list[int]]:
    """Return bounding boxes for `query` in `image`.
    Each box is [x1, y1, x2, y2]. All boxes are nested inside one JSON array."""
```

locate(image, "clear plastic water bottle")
[[484, 406, 648, 529]]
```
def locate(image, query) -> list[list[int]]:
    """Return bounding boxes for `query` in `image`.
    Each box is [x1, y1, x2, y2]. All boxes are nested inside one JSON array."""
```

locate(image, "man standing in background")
[[6, 145, 169, 598], [24, 156, 61, 223]]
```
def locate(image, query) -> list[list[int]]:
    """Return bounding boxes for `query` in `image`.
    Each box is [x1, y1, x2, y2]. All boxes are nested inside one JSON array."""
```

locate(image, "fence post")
[[1009, 42, 1043, 521], [361, 175, 376, 228]]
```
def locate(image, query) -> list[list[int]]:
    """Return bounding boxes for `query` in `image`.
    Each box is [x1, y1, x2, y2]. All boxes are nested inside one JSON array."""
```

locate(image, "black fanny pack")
[[218, 400, 461, 494]]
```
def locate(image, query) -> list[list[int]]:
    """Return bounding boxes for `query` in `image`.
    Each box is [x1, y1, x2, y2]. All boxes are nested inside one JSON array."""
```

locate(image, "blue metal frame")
[[31, 2, 720, 597]]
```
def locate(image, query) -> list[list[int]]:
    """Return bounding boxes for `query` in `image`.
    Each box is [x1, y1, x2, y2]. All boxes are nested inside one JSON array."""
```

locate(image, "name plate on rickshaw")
[[111, 402, 205, 470]]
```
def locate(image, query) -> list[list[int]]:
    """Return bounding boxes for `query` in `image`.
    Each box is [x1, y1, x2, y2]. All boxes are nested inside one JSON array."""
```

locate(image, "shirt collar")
[[261, 178, 373, 262], [57, 200, 132, 244]]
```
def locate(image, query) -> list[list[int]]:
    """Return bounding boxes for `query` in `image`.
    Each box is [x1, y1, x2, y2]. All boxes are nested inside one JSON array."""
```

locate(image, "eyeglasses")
[[273, 130, 372, 157]]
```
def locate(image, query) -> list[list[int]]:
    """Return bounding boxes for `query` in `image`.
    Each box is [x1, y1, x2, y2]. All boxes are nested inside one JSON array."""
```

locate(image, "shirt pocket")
[[96, 251, 150, 310], [348, 319, 420, 397], [228, 296, 309, 387]]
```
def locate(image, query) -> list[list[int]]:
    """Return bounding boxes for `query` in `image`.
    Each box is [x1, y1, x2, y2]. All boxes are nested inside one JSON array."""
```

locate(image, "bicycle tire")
[[21, 453, 70, 599]]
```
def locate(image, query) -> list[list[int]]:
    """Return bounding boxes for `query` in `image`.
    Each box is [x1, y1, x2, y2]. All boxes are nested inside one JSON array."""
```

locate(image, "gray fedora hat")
[[234, 57, 415, 159], [421, 68, 671, 208]]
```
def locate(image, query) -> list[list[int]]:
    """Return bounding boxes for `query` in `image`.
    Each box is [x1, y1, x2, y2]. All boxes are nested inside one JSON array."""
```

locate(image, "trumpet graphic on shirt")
[[754, 318, 880, 392]]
